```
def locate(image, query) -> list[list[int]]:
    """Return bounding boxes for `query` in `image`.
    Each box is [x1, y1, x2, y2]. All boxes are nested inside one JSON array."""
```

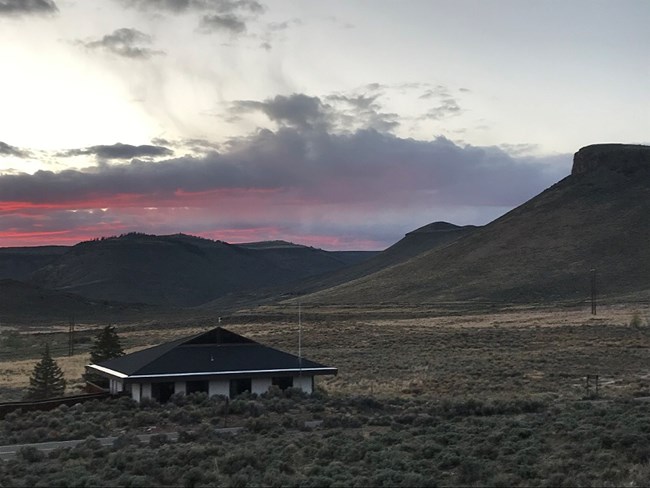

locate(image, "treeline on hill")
[[2, 390, 650, 486]]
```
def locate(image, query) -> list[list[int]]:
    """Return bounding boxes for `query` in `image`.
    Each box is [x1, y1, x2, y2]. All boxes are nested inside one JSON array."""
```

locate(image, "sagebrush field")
[[2, 304, 650, 486]]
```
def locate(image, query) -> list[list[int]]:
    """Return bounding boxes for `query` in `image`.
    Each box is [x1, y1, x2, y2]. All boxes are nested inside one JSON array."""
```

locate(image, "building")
[[85, 327, 337, 402]]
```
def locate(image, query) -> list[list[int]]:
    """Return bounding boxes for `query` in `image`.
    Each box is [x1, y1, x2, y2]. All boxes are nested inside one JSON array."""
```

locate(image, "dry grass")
[[227, 303, 650, 400], [1, 304, 649, 402]]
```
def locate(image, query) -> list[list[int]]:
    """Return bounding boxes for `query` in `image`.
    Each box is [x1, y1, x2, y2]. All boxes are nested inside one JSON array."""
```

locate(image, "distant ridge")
[[264, 221, 480, 298], [22, 233, 373, 307], [406, 221, 471, 234], [301, 144, 650, 304], [239, 240, 306, 249]]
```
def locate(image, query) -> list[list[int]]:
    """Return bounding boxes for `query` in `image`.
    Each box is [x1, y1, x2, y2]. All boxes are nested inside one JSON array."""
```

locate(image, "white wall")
[[131, 383, 141, 402], [293, 375, 313, 394], [109, 379, 124, 395], [174, 381, 186, 396], [130, 375, 316, 402], [252, 377, 272, 395], [209, 379, 229, 397]]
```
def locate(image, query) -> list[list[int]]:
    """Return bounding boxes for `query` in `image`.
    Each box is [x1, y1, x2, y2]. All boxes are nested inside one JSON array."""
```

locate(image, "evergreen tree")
[[90, 325, 125, 363], [84, 325, 125, 387], [26, 344, 66, 400]]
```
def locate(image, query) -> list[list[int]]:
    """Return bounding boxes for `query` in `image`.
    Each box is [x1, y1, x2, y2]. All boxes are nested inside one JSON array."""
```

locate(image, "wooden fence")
[[0, 392, 111, 419]]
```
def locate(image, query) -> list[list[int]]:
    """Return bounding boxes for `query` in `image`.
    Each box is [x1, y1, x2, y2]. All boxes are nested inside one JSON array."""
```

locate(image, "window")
[[187, 380, 209, 394], [151, 382, 175, 403], [272, 376, 293, 390], [229, 378, 252, 397]]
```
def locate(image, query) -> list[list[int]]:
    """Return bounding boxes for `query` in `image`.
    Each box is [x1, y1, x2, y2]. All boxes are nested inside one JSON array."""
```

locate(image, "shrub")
[[17, 445, 45, 463], [630, 311, 644, 328], [112, 432, 142, 449]]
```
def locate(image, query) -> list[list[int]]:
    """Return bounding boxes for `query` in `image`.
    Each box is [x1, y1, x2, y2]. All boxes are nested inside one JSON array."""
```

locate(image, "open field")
[[2, 303, 649, 402], [3, 304, 650, 486]]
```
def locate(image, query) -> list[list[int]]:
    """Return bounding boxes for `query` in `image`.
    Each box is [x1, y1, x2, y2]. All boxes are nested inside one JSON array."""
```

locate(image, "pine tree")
[[89, 325, 125, 363], [84, 325, 125, 387], [26, 344, 66, 400]]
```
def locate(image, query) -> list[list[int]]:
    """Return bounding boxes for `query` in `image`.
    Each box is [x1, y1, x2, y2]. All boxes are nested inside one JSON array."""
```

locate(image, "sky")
[[0, 0, 648, 250]]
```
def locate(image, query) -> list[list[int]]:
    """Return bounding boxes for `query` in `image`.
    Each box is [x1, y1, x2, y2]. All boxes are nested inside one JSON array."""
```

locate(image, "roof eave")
[[86, 364, 338, 381]]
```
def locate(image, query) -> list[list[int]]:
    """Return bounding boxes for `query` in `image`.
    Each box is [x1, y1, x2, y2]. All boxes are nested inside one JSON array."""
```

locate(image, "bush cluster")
[[2, 393, 650, 486]]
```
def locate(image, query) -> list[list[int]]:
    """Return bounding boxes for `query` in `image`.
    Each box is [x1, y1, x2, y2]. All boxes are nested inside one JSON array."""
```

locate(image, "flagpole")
[[298, 301, 302, 376]]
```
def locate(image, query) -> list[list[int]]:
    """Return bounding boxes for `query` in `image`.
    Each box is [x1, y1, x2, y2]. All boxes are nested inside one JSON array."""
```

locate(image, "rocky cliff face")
[[572, 143, 650, 175]]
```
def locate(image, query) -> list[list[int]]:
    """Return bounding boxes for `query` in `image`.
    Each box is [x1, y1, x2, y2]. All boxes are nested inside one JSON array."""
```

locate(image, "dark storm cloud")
[[60, 143, 173, 160], [0, 127, 570, 209], [80, 28, 164, 59], [0, 141, 29, 158], [0, 0, 58, 16]]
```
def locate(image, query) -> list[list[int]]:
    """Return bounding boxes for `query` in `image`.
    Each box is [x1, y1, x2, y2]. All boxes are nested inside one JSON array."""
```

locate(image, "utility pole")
[[68, 317, 75, 356], [590, 269, 597, 315], [298, 301, 302, 376]]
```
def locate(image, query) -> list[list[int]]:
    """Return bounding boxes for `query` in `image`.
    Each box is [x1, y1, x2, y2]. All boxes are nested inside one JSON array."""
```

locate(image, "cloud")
[[0, 141, 30, 158], [0, 92, 571, 249], [0, 0, 58, 16], [120, 0, 264, 36], [79, 28, 165, 59], [0, 127, 570, 217], [230, 92, 399, 133], [119, 0, 264, 13], [325, 93, 399, 133], [199, 14, 246, 34], [151, 137, 220, 155], [212, 0, 263, 14], [424, 97, 462, 120], [232, 94, 329, 130], [257, 18, 301, 50], [59, 143, 174, 160], [119, 0, 195, 12], [417, 85, 463, 120]]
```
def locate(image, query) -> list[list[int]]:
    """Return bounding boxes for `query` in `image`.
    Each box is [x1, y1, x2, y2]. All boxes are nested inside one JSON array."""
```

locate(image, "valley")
[[2, 144, 650, 485]]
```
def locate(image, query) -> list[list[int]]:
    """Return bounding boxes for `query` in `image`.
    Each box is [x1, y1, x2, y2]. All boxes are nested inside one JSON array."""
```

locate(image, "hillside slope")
[[0, 279, 151, 324], [0, 246, 68, 281], [302, 144, 650, 305], [29, 234, 371, 306], [287, 221, 478, 295], [196, 221, 478, 311]]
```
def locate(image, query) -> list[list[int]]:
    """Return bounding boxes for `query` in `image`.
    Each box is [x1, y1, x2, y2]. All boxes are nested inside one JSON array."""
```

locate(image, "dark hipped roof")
[[89, 327, 336, 379]]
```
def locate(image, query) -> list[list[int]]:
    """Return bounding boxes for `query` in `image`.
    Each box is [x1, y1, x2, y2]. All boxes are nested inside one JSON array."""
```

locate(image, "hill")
[[0, 246, 68, 281], [0, 279, 152, 325], [194, 221, 478, 313], [300, 144, 650, 305], [27, 233, 374, 307], [289, 221, 478, 294]]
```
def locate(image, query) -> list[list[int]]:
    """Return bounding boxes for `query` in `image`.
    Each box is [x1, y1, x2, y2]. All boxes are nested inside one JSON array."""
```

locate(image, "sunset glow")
[[1, 1, 648, 250]]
